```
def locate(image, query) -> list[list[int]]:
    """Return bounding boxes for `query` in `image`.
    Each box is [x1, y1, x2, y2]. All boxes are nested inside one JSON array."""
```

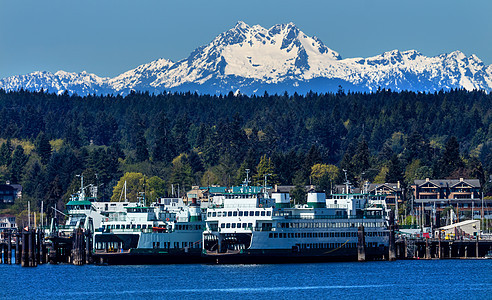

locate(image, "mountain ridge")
[[1, 21, 491, 95]]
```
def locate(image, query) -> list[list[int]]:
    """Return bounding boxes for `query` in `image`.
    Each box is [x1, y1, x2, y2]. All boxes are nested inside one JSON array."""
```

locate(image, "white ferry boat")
[[49, 175, 130, 237], [92, 198, 207, 264], [203, 186, 391, 263]]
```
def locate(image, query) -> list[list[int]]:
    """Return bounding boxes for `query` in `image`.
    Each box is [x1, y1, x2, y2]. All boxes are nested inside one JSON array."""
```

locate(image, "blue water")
[[1, 260, 490, 299]]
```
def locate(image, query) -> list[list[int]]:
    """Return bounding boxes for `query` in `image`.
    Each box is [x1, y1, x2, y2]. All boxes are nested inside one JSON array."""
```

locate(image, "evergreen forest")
[[0, 88, 491, 225]]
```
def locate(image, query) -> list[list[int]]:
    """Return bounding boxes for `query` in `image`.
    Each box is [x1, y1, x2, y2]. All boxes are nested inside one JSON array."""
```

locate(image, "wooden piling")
[[49, 240, 57, 264], [438, 233, 441, 259], [425, 238, 430, 259], [85, 229, 92, 265], [403, 239, 408, 258], [476, 238, 479, 258], [39, 231, 45, 264], [357, 225, 366, 262], [15, 232, 20, 264], [21, 231, 26, 267], [7, 230, 12, 264], [72, 228, 85, 266], [28, 230, 34, 267], [388, 225, 396, 261], [33, 230, 38, 267]]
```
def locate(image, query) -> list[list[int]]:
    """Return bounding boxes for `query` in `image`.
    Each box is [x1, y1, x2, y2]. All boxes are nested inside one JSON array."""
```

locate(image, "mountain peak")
[[0, 21, 491, 95], [235, 20, 249, 29]]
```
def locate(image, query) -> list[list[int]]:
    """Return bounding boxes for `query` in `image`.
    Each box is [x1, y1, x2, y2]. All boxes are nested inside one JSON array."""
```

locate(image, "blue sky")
[[1, 0, 491, 79]]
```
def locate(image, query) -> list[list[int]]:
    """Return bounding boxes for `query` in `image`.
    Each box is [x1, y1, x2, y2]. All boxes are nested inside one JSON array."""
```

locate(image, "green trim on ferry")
[[306, 202, 326, 208], [189, 216, 201, 222], [66, 200, 92, 206]]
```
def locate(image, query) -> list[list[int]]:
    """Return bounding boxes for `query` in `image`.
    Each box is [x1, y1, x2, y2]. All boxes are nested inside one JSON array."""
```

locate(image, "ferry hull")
[[206, 247, 389, 264], [93, 248, 211, 265]]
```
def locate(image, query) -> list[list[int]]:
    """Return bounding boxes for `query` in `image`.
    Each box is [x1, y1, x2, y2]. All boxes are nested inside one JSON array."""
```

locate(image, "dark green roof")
[[199, 186, 228, 193], [66, 200, 92, 206]]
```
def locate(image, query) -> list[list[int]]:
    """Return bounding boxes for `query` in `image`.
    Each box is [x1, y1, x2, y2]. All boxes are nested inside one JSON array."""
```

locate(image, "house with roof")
[[331, 182, 403, 207], [411, 178, 489, 226], [0, 184, 18, 204], [412, 178, 480, 201], [367, 182, 403, 205], [0, 215, 16, 231], [186, 186, 229, 203]]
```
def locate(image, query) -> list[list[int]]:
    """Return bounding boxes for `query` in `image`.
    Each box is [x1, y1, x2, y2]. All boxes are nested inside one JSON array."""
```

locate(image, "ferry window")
[[242, 223, 247, 228], [132, 224, 136, 229], [226, 223, 231, 228], [142, 225, 147, 229], [221, 223, 225, 228], [116, 225, 121, 229], [274, 233, 278, 238], [137, 224, 141, 229], [238, 211, 243, 217], [250, 211, 254, 216], [302, 233, 306, 238], [233, 211, 238, 216], [255, 211, 259, 216], [102, 225, 105, 230], [237, 223, 241, 228], [126, 225, 130, 229], [261, 211, 265, 216], [232, 223, 236, 228], [269, 233, 273, 238], [228, 211, 232, 217], [248, 223, 252, 228], [267, 211, 271, 216], [341, 232, 345, 237]]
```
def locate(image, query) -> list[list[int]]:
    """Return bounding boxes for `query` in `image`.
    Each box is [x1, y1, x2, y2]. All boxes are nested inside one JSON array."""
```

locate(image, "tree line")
[[0, 88, 491, 224]]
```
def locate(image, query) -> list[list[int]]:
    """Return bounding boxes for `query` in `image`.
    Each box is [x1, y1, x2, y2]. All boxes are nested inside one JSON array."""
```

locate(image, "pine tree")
[[438, 136, 463, 178], [10, 145, 28, 184], [253, 155, 277, 186], [352, 139, 370, 175], [152, 113, 174, 162], [135, 129, 149, 162], [172, 114, 190, 154], [386, 154, 404, 183], [35, 133, 52, 165], [0, 139, 12, 166]]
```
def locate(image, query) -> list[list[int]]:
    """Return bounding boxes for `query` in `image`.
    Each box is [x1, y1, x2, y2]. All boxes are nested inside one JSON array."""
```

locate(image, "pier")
[[0, 228, 92, 266], [395, 237, 492, 259]]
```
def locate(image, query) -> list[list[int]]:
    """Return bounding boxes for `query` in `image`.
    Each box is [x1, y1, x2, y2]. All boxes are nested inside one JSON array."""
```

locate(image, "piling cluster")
[[0, 229, 47, 267], [0, 227, 93, 267]]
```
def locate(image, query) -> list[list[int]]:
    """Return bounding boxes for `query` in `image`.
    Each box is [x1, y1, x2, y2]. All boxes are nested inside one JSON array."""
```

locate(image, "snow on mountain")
[[1, 21, 491, 95]]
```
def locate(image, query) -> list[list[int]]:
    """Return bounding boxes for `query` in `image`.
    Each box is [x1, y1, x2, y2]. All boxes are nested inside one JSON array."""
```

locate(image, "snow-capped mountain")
[[1, 21, 491, 95]]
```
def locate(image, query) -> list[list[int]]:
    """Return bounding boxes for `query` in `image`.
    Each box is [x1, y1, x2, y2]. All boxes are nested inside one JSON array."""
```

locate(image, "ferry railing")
[[282, 215, 384, 220]]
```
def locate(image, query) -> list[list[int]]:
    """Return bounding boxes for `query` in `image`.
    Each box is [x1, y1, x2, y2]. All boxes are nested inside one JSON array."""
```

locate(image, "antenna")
[[124, 180, 127, 202], [343, 169, 350, 194], [76, 174, 85, 200], [245, 169, 250, 187]]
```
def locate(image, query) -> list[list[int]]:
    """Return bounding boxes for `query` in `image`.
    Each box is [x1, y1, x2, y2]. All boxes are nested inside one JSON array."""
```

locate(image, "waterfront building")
[[0, 215, 16, 231], [411, 178, 491, 226]]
